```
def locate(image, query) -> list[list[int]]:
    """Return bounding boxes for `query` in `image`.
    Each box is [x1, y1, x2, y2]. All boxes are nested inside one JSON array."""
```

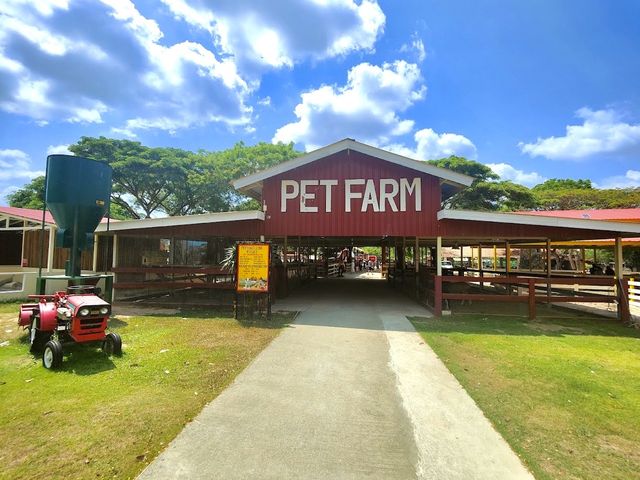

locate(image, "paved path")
[[138, 274, 533, 479]]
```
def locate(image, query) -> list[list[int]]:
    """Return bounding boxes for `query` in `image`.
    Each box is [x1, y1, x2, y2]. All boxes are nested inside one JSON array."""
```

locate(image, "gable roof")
[[0, 206, 114, 227], [0, 206, 55, 225], [232, 138, 475, 198]]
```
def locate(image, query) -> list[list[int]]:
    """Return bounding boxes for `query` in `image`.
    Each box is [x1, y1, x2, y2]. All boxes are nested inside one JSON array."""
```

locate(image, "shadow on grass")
[[108, 317, 129, 328], [411, 310, 640, 339], [114, 305, 298, 330], [17, 332, 118, 375], [61, 346, 117, 375]]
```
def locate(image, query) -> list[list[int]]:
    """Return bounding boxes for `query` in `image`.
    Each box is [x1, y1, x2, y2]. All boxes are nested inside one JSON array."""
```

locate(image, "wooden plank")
[[440, 276, 615, 286], [544, 296, 616, 303], [442, 293, 527, 302], [113, 282, 233, 290]]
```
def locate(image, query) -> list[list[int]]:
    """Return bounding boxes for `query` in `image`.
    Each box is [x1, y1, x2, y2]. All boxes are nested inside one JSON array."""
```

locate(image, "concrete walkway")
[[138, 274, 533, 479]]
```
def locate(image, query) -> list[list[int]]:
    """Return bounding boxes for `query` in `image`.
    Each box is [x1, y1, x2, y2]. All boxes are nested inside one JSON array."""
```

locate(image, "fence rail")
[[431, 274, 630, 322], [630, 278, 639, 305]]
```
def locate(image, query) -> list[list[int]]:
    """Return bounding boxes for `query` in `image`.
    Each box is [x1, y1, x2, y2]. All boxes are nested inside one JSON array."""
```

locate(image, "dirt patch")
[[527, 322, 586, 335], [597, 435, 640, 464]]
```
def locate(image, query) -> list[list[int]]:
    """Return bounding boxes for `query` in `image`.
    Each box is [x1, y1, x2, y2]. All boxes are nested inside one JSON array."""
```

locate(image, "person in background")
[[337, 248, 348, 277]]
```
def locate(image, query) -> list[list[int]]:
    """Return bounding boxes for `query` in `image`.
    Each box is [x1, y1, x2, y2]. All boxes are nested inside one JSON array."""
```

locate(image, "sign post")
[[235, 242, 271, 320]]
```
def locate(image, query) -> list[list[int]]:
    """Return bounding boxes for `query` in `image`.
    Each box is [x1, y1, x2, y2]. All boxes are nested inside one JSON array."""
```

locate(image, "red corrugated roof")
[[518, 208, 640, 221], [0, 206, 113, 225]]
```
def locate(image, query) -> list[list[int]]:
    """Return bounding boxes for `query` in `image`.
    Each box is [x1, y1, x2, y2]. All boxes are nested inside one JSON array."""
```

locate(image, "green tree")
[[428, 156, 537, 211], [7, 176, 45, 209], [69, 137, 203, 218], [428, 156, 498, 182], [532, 178, 593, 192], [532, 186, 640, 210]]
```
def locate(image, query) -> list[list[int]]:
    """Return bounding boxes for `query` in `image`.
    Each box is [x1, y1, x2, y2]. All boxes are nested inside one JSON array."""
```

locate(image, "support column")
[[47, 226, 56, 272], [614, 236, 623, 279], [435, 236, 443, 316], [415, 237, 420, 300], [505, 241, 511, 273], [478, 244, 483, 287], [436, 237, 443, 276], [493, 245, 498, 270], [112, 235, 118, 269], [505, 241, 511, 295], [21, 220, 26, 267], [283, 236, 288, 293], [614, 236, 630, 323], [546, 238, 552, 302], [92, 234, 99, 272]]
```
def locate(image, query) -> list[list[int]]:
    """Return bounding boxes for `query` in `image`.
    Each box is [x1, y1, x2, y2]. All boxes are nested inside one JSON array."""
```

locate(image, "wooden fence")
[[431, 274, 631, 322]]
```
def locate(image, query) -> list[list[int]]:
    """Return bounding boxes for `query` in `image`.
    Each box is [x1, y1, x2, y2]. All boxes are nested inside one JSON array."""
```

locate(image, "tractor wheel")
[[29, 317, 49, 353], [102, 332, 122, 356], [42, 340, 63, 369]]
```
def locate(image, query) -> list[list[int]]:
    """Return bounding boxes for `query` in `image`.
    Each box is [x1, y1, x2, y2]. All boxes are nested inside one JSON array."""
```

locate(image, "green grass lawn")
[[0, 302, 294, 480], [411, 306, 640, 480]]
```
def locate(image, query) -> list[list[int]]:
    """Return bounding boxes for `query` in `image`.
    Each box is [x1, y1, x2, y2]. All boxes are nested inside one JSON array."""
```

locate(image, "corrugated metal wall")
[[263, 150, 442, 237]]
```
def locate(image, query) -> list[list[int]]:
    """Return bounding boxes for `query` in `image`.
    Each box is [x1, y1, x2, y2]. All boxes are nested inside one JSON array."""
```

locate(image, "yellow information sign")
[[236, 243, 270, 293]]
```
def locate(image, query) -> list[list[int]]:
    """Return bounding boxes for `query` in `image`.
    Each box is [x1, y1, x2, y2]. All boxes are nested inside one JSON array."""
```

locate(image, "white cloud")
[[485, 162, 546, 187], [257, 96, 271, 107], [596, 170, 640, 189], [1, 184, 20, 204], [273, 60, 425, 150], [0, 1, 251, 133], [519, 108, 640, 160], [46, 144, 71, 155], [400, 34, 426, 62], [385, 128, 477, 161], [0, 149, 44, 181], [161, 0, 385, 72]]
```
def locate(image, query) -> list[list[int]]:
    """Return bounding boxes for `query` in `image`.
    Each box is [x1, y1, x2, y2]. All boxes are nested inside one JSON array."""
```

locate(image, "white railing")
[[630, 278, 639, 305]]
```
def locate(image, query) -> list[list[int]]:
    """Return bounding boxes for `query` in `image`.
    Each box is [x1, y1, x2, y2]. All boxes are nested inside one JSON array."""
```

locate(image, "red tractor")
[[18, 285, 121, 369]]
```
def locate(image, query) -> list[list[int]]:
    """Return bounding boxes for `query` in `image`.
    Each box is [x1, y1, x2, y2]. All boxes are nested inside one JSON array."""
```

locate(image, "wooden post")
[[283, 236, 288, 294], [112, 234, 118, 269], [434, 275, 442, 317], [92, 234, 99, 272], [528, 278, 536, 320], [436, 236, 443, 276], [478, 244, 484, 288], [415, 236, 420, 300], [614, 236, 623, 280], [546, 238, 552, 303], [47, 226, 56, 272], [493, 245, 498, 270], [505, 241, 511, 295], [21, 220, 26, 267], [314, 246, 318, 280], [614, 236, 629, 323]]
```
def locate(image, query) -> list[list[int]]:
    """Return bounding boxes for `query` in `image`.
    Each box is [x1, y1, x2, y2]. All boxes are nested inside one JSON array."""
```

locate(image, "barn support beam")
[[92, 234, 99, 272], [435, 236, 443, 316], [47, 226, 56, 272], [614, 236, 630, 323], [546, 238, 552, 301]]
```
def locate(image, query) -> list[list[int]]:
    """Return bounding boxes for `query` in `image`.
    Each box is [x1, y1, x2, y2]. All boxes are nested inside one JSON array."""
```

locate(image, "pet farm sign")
[[279, 177, 422, 214]]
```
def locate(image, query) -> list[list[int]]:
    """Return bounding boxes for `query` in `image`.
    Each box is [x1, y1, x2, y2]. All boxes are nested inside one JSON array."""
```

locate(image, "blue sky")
[[1, 0, 640, 203]]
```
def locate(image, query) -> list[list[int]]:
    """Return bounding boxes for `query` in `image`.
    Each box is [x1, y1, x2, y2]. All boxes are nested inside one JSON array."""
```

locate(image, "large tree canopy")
[[428, 156, 537, 211]]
